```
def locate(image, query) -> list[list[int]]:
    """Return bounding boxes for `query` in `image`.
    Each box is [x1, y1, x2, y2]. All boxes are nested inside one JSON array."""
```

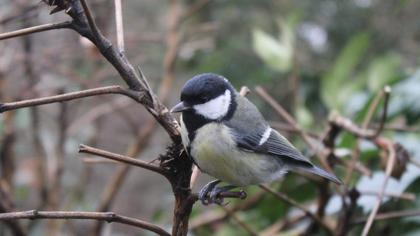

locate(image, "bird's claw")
[[198, 180, 221, 205], [198, 182, 237, 205]]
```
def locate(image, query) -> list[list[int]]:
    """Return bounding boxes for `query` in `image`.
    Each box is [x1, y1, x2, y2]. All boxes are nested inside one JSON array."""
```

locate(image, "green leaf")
[[321, 32, 370, 110], [252, 19, 295, 73], [367, 53, 401, 91]]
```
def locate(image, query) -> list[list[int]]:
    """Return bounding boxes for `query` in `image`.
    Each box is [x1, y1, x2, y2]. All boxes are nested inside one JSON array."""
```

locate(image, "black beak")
[[170, 101, 191, 113]]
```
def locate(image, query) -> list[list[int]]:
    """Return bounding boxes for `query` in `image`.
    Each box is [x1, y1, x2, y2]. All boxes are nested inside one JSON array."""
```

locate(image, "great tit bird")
[[171, 73, 341, 204]]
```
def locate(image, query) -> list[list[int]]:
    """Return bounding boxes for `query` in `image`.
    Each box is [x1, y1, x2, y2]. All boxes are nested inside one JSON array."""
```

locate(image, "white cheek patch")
[[258, 127, 272, 146], [194, 89, 231, 120]]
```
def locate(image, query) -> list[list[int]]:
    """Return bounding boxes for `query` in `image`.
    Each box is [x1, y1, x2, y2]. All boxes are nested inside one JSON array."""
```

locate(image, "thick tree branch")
[[0, 210, 170, 236]]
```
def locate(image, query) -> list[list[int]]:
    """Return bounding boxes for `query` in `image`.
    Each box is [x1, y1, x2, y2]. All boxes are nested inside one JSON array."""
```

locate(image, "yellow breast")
[[189, 123, 285, 186]]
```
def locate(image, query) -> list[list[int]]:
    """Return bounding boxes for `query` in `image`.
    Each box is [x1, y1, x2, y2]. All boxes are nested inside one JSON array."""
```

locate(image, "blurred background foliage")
[[0, 0, 420, 235]]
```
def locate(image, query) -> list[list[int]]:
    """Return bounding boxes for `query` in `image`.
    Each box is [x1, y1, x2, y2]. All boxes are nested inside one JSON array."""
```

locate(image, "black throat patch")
[[182, 91, 237, 142]]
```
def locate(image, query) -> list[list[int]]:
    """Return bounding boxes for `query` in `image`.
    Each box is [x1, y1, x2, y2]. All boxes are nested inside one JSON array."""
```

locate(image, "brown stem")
[[79, 0, 102, 41], [0, 21, 72, 41], [0, 210, 170, 236], [361, 140, 396, 236], [353, 209, 420, 224], [0, 86, 139, 113], [255, 86, 334, 172], [78, 144, 168, 177], [221, 206, 258, 236], [114, 0, 124, 52], [190, 190, 265, 229], [259, 184, 333, 236]]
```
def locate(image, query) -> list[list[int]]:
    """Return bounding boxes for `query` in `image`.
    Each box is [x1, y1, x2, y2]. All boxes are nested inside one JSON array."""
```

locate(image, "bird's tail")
[[293, 165, 342, 185]]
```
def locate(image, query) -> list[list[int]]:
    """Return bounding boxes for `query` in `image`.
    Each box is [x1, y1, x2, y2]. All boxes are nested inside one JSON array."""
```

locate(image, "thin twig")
[[239, 86, 250, 96], [255, 86, 298, 127], [114, 0, 124, 52], [78, 144, 168, 177], [255, 86, 334, 174], [409, 158, 420, 168], [270, 121, 320, 138], [361, 140, 396, 236], [328, 113, 376, 139], [362, 87, 386, 128], [0, 210, 170, 236], [0, 86, 138, 113], [79, 0, 102, 40], [91, 119, 158, 235], [190, 190, 265, 229], [345, 87, 388, 184], [0, 21, 72, 41], [371, 86, 391, 138], [259, 184, 333, 236], [353, 209, 420, 224], [259, 213, 306, 236], [360, 190, 415, 201], [189, 165, 200, 189], [221, 206, 258, 236], [83, 158, 119, 164]]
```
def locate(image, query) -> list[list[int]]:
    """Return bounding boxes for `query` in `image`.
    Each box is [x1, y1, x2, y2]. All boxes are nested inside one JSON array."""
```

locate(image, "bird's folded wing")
[[229, 126, 312, 166]]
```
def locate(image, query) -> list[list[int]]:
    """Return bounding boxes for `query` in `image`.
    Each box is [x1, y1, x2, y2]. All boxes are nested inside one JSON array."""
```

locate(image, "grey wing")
[[229, 125, 312, 166], [226, 95, 341, 184], [226, 95, 309, 165], [229, 127, 341, 184]]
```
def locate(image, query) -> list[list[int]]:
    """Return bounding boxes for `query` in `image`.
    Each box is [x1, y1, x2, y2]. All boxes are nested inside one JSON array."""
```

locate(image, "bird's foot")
[[198, 181, 238, 205], [208, 185, 237, 205], [198, 180, 221, 205]]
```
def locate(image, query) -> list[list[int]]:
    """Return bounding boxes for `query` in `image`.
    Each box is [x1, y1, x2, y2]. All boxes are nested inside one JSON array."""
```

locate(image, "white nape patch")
[[194, 89, 231, 120], [258, 127, 272, 146]]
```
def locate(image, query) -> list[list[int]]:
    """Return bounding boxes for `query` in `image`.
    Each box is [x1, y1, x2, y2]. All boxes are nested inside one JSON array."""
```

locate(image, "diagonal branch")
[[0, 210, 170, 236], [255, 86, 335, 174], [78, 144, 169, 177], [0, 21, 73, 41], [361, 139, 396, 236], [79, 0, 102, 40], [259, 184, 334, 236], [0, 86, 140, 113]]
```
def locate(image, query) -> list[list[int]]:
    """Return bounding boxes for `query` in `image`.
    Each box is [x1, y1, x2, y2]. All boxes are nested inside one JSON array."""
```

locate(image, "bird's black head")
[[182, 73, 233, 106], [171, 73, 237, 121], [171, 73, 237, 139]]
